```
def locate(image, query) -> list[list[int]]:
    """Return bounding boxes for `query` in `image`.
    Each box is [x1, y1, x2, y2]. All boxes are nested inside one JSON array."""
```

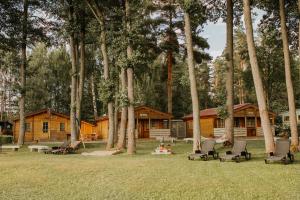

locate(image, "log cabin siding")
[[183, 104, 276, 138], [13, 109, 95, 142]]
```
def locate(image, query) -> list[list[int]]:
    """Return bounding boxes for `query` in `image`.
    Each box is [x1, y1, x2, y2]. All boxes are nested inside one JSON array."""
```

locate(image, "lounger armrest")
[[226, 151, 232, 155]]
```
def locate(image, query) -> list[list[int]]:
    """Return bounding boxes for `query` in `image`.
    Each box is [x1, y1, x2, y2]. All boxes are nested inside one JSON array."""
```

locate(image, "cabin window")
[[215, 119, 225, 128], [25, 123, 31, 132], [234, 117, 245, 128], [60, 123, 65, 131], [151, 120, 159, 129], [246, 117, 255, 127], [284, 116, 289, 121], [43, 122, 48, 133]]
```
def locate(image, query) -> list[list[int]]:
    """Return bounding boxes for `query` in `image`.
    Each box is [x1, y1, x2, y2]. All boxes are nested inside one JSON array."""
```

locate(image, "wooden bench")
[[1, 145, 20, 151], [28, 145, 50, 153]]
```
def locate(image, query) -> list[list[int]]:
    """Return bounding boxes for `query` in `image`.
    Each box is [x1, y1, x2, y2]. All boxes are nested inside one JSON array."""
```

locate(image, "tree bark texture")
[[243, 0, 275, 153], [224, 0, 234, 145], [117, 68, 128, 149], [126, 0, 136, 154], [279, 0, 299, 150], [18, 0, 28, 145], [184, 12, 201, 152]]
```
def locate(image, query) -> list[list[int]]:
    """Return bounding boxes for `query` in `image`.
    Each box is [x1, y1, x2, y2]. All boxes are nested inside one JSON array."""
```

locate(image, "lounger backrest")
[[232, 140, 246, 155], [201, 139, 216, 154], [274, 139, 290, 156]]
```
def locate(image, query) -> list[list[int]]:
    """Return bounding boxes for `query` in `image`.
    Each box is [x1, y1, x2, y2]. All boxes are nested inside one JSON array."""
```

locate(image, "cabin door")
[[139, 120, 149, 138], [246, 117, 256, 136]]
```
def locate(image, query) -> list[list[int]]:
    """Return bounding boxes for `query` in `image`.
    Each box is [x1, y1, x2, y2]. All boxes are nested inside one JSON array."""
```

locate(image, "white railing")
[[214, 127, 247, 137], [149, 129, 171, 139]]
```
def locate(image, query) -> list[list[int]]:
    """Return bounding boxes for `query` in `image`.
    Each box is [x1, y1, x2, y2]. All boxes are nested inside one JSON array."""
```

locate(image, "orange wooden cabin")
[[183, 103, 275, 138], [95, 106, 173, 139], [13, 109, 96, 142]]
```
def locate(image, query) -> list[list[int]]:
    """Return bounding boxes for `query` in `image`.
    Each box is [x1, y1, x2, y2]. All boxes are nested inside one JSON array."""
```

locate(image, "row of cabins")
[[11, 104, 276, 142]]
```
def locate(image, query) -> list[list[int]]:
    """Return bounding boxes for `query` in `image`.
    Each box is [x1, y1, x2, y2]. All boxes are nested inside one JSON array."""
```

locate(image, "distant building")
[[183, 103, 276, 138], [0, 121, 13, 135], [279, 109, 300, 125], [13, 109, 95, 142], [95, 106, 173, 139]]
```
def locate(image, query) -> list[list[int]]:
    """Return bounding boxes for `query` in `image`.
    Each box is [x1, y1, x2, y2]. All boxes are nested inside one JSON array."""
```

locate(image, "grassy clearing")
[[0, 140, 299, 200]]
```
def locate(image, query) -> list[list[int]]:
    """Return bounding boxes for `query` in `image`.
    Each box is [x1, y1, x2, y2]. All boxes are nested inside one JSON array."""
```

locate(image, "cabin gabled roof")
[[96, 105, 173, 122], [182, 103, 275, 120], [13, 108, 94, 126]]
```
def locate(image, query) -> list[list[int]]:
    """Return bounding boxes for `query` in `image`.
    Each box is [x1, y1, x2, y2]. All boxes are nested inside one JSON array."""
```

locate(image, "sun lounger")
[[45, 140, 70, 154], [188, 139, 219, 161], [219, 140, 251, 163], [64, 141, 81, 154], [265, 139, 294, 164]]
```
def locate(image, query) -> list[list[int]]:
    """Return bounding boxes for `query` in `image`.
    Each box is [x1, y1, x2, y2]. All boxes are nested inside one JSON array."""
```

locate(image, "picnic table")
[[1, 145, 20, 151], [28, 145, 50, 153]]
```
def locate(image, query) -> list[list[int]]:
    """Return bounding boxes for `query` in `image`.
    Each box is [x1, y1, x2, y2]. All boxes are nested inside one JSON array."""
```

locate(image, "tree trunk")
[[184, 12, 201, 152], [126, 0, 136, 154], [167, 51, 173, 114], [85, 0, 115, 148], [117, 68, 128, 149], [100, 29, 114, 149], [114, 98, 118, 144], [69, 3, 78, 144], [224, 0, 234, 145], [298, 0, 300, 83], [279, 0, 299, 150], [99, 23, 114, 149], [243, 0, 274, 153], [91, 73, 98, 121], [76, 23, 86, 139], [298, 0, 300, 150], [18, 0, 28, 145]]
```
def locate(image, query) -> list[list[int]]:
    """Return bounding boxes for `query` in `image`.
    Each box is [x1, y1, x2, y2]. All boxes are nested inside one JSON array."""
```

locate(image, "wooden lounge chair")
[[265, 139, 294, 164], [188, 139, 219, 161], [219, 140, 251, 163], [45, 140, 70, 154]]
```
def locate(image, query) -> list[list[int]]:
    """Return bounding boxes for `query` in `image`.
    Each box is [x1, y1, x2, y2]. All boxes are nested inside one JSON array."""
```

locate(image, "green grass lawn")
[[0, 140, 299, 200]]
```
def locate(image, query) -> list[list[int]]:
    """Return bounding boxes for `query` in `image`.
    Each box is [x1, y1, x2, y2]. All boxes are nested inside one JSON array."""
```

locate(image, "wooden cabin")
[[280, 109, 300, 125], [13, 109, 96, 142], [183, 103, 276, 138], [0, 121, 13, 135], [95, 106, 173, 139]]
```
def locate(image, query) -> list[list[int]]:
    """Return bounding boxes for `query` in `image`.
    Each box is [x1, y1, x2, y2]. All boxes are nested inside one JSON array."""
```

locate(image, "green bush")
[[0, 135, 13, 144]]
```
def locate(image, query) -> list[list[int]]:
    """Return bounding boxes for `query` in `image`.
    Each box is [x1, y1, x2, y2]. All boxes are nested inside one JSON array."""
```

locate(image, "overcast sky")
[[202, 9, 264, 59]]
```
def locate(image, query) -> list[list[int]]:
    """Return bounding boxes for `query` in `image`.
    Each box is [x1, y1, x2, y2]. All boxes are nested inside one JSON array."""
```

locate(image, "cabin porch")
[[213, 116, 275, 137]]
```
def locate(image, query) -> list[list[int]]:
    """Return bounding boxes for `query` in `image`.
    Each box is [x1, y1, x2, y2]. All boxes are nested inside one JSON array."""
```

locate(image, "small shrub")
[[0, 135, 13, 144]]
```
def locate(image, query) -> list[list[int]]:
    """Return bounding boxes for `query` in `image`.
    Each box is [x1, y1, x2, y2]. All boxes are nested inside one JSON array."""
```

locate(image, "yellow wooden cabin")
[[13, 109, 96, 142], [95, 106, 173, 139], [183, 103, 276, 138]]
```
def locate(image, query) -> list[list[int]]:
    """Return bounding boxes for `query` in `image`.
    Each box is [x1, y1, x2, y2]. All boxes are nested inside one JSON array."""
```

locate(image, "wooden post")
[[32, 116, 34, 142], [148, 116, 151, 138], [48, 111, 51, 141], [136, 113, 139, 138]]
